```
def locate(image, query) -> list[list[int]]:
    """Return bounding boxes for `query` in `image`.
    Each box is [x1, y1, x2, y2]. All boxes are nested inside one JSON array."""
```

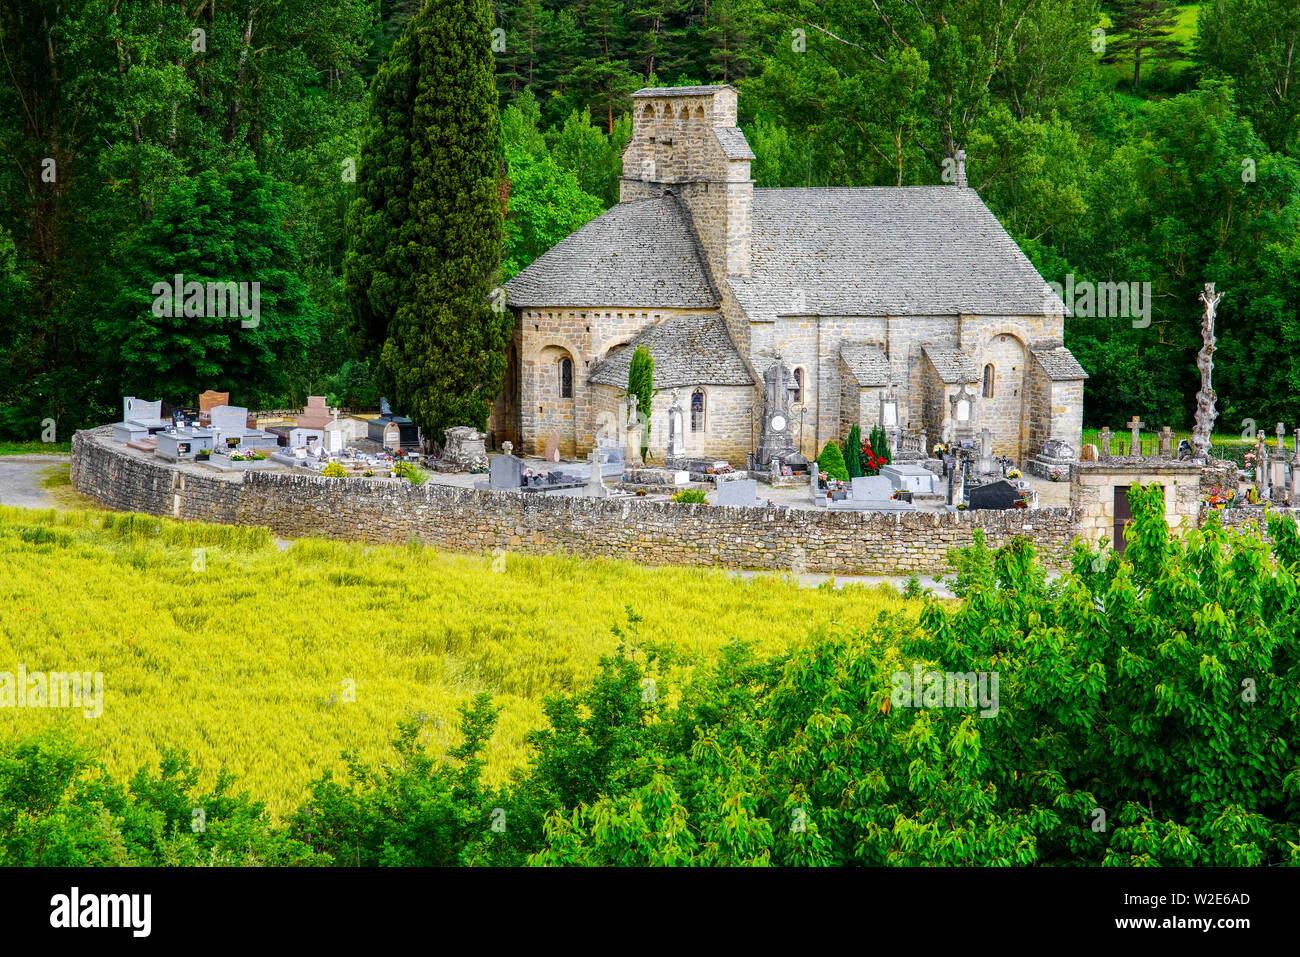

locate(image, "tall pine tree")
[[345, 0, 506, 444]]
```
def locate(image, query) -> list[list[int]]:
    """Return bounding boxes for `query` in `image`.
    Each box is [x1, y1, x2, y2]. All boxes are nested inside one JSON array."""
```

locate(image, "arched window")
[[982, 363, 995, 398], [792, 368, 804, 405], [559, 357, 573, 399], [691, 389, 706, 432]]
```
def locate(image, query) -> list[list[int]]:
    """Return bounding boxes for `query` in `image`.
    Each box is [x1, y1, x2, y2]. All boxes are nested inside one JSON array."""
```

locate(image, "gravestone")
[[967, 480, 1020, 511], [756, 355, 799, 469], [489, 454, 525, 490], [288, 428, 324, 449], [209, 405, 250, 434], [666, 390, 686, 461], [881, 463, 939, 495], [948, 458, 965, 507], [624, 395, 642, 467], [123, 397, 163, 423], [1098, 427, 1113, 461], [323, 413, 348, 454], [441, 426, 488, 471], [977, 428, 995, 474], [586, 450, 608, 498], [297, 395, 331, 430], [1127, 416, 1145, 457], [544, 429, 560, 463], [1158, 427, 1173, 458], [198, 390, 229, 425], [852, 476, 894, 501], [716, 478, 760, 507]]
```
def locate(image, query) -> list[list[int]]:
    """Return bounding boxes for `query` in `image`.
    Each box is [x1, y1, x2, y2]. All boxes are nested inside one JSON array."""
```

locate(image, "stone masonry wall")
[[70, 429, 243, 523], [71, 430, 1082, 574]]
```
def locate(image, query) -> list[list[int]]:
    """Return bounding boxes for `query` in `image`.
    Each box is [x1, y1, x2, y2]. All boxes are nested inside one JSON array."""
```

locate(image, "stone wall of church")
[[517, 307, 697, 457], [1028, 369, 1084, 458]]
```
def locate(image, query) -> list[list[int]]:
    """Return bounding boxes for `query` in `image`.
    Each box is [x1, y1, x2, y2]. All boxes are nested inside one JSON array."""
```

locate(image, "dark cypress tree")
[[344, 0, 507, 443], [844, 424, 863, 478]]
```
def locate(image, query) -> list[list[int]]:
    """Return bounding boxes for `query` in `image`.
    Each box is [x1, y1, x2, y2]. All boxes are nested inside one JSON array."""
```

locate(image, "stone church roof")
[[840, 343, 892, 386], [587, 313, 754, 388], [922, 346, 980, 383], [505, 196, 719, 309], [714, 127, 756, 160], [729, 187, 1067, 320], [632, 85, 737, 98], [1033, 347, 1090, 380]]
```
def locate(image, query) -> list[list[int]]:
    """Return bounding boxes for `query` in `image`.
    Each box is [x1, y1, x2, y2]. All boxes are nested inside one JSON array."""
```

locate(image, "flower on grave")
[[933, 443, 947, 455], [1006, 468, 1022, 479]]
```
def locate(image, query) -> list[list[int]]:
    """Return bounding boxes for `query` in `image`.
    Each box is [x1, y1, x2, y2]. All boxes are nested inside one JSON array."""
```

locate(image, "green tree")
[[345, 0, 508, 444], [1102, 0, 1183, 90], [1199, 0, 1300, 154], [628, 345, 655, 460], [99, 163, 317, 404], [844, 424, 864, 478], [816, 440, 849, 481]]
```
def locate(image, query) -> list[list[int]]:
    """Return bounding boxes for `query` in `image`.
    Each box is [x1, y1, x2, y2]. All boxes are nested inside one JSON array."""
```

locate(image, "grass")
[[34, 464, 98, 510], [0, 441, 71, 456], [0, 505, 917, 817], [1082, 426, 1261, 466]]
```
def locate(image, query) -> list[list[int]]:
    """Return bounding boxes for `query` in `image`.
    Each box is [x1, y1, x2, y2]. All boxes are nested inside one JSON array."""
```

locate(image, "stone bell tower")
[[619, 85, 754, 280]]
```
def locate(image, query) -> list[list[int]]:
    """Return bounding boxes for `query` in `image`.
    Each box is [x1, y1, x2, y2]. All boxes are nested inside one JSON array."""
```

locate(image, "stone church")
[[492, 84, 1086, 466]]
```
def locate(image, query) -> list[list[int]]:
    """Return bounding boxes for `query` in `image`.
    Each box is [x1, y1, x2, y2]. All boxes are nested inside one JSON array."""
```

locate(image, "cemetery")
[[67, 285, 1296, 574]]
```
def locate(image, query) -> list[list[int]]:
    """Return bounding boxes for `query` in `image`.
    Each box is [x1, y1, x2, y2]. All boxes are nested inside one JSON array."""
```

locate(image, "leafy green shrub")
[[673, 489, 707, 504], [392, 461, 428, 484], [816, 441, 848, 481], [845, 425, 863, 478], [321, 462, 346, 478]]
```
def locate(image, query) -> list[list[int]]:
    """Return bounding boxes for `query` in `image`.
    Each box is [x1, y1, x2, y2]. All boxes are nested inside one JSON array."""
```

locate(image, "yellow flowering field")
[[0, 505, 914, 817]]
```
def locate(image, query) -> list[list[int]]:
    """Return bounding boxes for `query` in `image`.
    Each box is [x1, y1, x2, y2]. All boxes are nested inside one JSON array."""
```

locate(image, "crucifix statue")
[[1127, 415, 1144, 457], [1191, 282, 1223, 460]]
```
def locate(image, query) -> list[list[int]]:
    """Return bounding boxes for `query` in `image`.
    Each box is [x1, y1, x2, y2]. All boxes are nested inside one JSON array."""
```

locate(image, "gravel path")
[[0, 455, 68, 510]]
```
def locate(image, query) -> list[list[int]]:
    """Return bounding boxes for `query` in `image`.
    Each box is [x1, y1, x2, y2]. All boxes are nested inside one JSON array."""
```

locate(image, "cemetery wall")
[[73, 431, 1082, 574], [71, 430, 243, 523]]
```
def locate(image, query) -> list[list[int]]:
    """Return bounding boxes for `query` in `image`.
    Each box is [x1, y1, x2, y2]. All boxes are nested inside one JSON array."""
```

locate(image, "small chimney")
[[954, 149, 967, 188]]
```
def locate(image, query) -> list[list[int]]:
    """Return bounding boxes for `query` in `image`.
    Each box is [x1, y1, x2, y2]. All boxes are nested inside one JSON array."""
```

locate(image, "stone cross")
[[1099, 427, 1113, 460], [1256, 431, 1269, 491], [1277, 423, 1287, 458], [1127, 416, 1145, 457], [1158, 426, 1172, 458]]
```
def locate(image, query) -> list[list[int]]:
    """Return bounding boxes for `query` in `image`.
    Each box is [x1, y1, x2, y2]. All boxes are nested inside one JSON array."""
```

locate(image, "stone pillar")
[[1099, 428, 1113, 461], [1158, 426, 1172, 459]]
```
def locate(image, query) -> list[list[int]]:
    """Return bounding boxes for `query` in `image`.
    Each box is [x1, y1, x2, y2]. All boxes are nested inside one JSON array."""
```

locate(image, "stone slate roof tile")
[[632, 85, 736, 98], [840, 343, 891, 386], [729, 187, 1067, 320], [506, 196, 719, 309], [923, 346, 980, 383], [1033, 347, 1089, 380], [714, 127, 755, 160], [588, 314, 754, 388]]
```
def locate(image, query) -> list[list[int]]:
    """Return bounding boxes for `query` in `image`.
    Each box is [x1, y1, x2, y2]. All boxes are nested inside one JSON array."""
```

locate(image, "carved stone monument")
[[756, 355, 799, 469], [666, 389, 686, 463], [1191, 283, 1222, 460], [440, 426, 488, 472], [624, 394, 643, 467]]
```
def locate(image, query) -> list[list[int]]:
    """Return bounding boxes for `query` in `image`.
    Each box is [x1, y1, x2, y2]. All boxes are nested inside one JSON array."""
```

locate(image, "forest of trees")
[[3, 0, 1300, 440]]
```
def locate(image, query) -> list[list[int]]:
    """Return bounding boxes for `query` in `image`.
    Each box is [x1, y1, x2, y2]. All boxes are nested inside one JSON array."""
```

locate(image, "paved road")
[[0, 455, 67, 509]]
